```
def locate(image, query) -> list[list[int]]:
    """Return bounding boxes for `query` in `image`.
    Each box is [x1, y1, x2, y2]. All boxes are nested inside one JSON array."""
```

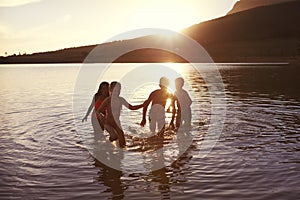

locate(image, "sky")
[[0, 0, 238, 56]]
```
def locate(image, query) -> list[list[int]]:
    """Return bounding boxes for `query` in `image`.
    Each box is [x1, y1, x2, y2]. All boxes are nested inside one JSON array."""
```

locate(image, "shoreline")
[[0, 57, 299, 65]]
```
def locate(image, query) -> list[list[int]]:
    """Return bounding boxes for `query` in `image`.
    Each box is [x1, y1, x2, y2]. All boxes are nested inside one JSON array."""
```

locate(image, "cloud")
[[0, 0, 41, 7]]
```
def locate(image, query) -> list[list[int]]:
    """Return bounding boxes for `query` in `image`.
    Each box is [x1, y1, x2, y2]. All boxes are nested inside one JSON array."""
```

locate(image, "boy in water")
[[140, 77, 174, 135], [170, 77, 192, 130], [97, 81, 143, 147]]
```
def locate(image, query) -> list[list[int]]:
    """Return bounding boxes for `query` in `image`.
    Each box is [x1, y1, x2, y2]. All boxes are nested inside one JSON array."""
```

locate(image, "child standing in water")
[[97, 82, 143, 147], [82, 82, 109, 131], [170, 77, 192, 130], [140, 77, 174, 135]]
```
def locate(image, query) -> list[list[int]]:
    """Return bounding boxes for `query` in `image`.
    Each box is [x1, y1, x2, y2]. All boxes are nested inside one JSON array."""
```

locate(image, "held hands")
[[140, 118, 146, 127]]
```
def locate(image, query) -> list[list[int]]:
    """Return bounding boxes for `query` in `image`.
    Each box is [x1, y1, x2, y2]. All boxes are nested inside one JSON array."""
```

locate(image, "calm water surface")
[[0, 63, 299, 199]]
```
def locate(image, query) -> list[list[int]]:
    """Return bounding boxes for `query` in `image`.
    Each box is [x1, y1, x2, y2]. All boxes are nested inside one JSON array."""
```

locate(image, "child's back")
[[174, 78, 192, 129]]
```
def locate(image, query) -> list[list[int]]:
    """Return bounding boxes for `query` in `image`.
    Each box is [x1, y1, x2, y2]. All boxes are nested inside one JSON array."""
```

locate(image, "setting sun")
[[0, 0, 238, 56]]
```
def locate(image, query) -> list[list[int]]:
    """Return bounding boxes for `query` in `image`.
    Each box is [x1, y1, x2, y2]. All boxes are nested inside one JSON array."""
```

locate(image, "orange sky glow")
[[0, 0, 238, 56]]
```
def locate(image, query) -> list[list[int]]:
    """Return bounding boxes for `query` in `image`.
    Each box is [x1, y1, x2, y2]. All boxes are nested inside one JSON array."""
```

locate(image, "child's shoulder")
[[182, 89, 191, 96], [118, 96, 126, 101], [150, 89, 161, 95], [175, 89, 183, 94], [175, 89, 189, 95]]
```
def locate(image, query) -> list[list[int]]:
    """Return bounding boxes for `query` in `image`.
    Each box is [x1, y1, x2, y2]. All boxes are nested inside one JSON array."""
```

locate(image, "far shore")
[[0, 56, 299, 65]]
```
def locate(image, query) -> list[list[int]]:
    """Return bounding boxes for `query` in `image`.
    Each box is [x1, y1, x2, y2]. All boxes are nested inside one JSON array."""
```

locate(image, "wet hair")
[[175, 77, 184, 88], [97, 81, 109, 95]]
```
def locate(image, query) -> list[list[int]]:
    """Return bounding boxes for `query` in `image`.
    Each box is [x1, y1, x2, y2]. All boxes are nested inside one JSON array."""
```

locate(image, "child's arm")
[[120, 97, 144, 110], [82, 95, 95, 122], [169, 95, 177, 129], [140, 98, 151, 127], [129, 104, 144, 110], [185, 90, 192, 106]]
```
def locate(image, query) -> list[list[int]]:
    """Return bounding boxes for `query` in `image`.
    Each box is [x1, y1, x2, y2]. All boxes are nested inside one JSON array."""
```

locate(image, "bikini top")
[[95, 99, 103, 110]]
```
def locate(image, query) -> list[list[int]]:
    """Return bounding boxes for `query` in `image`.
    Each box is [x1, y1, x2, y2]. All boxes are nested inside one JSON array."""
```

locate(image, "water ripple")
[[1, 64, 300, 199]]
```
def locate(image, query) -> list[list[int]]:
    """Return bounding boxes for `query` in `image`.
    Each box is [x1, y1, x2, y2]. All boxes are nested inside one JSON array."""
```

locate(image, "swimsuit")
[[149, 104, 166, 132], [94, 99, 104, 120]]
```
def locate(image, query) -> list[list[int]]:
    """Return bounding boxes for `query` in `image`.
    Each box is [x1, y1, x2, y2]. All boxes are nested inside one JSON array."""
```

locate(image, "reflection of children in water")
[[140, 77, 174, 135], [93, 159, 124, 199], [170, 77, 192, 130], [82, 82, 109, 131], [97, 82, 144, 147]]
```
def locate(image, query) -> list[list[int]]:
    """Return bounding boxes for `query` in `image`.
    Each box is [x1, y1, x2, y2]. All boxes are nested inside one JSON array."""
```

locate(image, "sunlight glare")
[[131, 0, 198, 31], [165, 98, 173, 113]]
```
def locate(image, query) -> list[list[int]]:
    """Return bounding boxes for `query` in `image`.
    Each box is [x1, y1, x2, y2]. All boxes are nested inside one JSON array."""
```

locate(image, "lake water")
[[0, 63, 299, 199]]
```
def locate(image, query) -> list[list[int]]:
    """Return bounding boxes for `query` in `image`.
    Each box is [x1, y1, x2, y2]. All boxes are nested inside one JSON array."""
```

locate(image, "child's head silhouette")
[[159, 77, 170, 88], [110, 81, 121, 96], [175, 77, 184, 90], [98, 81, 109, 96]]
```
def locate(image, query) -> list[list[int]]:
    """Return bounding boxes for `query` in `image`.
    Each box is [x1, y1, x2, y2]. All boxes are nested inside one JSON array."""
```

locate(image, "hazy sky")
[[0, 0, 238, 56]]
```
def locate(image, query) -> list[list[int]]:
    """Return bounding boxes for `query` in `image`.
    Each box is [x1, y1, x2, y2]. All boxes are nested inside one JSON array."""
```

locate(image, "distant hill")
[[183, 0, 300, 62], [227, 0, 296, 15], [0, 45, 97, 64], [1, 0, 299, 64]]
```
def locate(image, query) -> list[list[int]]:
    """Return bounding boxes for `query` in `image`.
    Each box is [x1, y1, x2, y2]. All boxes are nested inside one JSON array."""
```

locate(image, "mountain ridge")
[[227, 0, 296, 15]]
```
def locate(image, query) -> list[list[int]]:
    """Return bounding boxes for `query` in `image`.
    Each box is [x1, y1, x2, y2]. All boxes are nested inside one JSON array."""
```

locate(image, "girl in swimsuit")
[[82, 82, 109, 131], [97, 82, 144, 147]]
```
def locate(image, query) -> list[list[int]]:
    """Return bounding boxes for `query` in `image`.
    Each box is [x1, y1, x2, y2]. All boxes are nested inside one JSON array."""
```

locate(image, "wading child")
[[82, 81, 109, 131], [97, 81, 143, 147], [170, 77, 192, 130], [140, 77, 174, 135]]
